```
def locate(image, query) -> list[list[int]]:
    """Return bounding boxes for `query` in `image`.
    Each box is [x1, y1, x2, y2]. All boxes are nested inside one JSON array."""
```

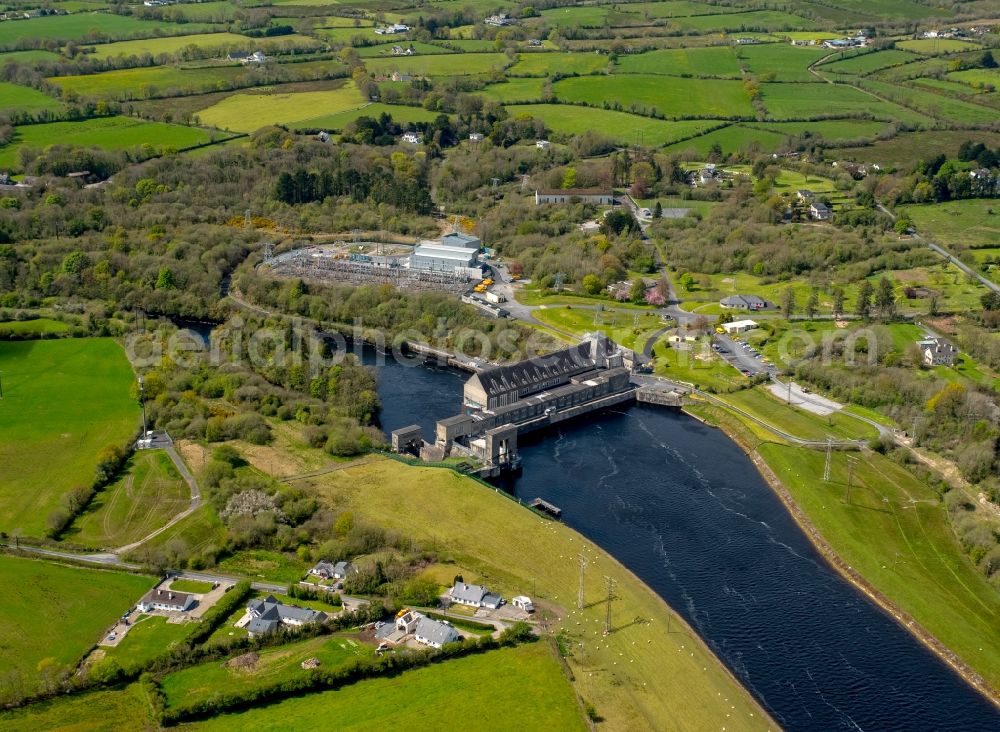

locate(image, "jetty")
[[529, 498, 562, 518]]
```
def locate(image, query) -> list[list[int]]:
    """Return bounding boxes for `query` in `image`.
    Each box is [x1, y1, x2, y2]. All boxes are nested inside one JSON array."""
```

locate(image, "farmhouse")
[[918, 337, 958, 367], [400, 131, 423, 145], [449, 581, 503, 609], [375, 23, 409, 34], [722, 319, 759, 334], [137, 588, 195, 613], [484, 13, 515, 26], [245, 596, 329, 636], [391, 71, 413, 82], [308, 560, 356, 580], [535, 188, 614, 205], [809, 202, 831, 220], [720, 294, 769, 311], [796, 189, 814, 200]]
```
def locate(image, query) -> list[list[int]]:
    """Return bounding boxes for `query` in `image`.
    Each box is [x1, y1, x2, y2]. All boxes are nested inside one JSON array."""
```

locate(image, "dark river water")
[[369, 351, 1000, 731]]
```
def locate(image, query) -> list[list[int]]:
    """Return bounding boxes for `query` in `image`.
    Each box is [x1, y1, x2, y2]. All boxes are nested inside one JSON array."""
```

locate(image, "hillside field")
[[0, 338, 139, 537]]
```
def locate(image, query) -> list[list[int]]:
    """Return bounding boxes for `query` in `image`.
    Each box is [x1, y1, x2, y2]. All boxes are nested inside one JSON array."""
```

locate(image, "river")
[[371, 351, 1000, 731]]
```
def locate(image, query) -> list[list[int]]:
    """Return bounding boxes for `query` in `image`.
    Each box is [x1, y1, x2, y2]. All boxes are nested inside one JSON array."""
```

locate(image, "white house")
[[449, 581, 503, 609], [413, 616, 461, 648], [137, 588, 195, 613], [375, 23, 409, 34], [722, 319, 759, 334], [245, 596, 328, 636], [535, 139, 551, 150], [918, 337, 958, 367], [401, 132, 423, 145], [535, 188, 614, 205], [469, 132, 484, 142], [809, 202, 831, 220], [511, 596, 535, 612]]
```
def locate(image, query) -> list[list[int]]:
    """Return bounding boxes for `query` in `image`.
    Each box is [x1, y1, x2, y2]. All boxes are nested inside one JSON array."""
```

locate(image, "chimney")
[[169, 593, 174, 600]]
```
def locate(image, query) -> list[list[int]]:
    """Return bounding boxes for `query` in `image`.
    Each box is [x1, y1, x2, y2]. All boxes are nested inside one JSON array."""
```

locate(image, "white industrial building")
[[722, 319, 759, 334], [408, 232, 483, 279]]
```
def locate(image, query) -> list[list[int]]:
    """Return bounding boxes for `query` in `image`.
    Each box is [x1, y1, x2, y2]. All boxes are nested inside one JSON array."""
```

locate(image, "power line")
[[603, 576, 617, 635], [823, 437, 832, 482], [846, 455, 859, 505], [577, 554, 587, 610]]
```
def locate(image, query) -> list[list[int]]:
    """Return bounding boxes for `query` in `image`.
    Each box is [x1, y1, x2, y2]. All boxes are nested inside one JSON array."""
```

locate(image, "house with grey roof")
[[918, 337, 958, 367], [413, 616, 461, 648], [809, 202, 831, 220], [449, 581, 503, 609], [308, 560, 356, 580], [720, 294, 769, 311], [137, 588, 195, 613], [245, 596, 328, 637]]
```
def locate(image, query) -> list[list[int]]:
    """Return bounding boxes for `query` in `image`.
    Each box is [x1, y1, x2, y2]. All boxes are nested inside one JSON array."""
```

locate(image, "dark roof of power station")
[[469, 336, 615, 399]]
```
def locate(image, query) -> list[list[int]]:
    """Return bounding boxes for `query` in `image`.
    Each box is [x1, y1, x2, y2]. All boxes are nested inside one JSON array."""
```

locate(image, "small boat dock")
[[529, 498, 562, 518]]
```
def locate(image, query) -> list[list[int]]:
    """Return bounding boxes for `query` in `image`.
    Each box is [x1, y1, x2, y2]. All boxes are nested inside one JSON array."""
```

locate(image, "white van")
[[512, 596, 534, 613]]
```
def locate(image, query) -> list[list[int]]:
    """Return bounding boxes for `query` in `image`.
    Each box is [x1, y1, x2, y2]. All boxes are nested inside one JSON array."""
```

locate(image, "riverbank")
[[686, 403, 1000, 711]]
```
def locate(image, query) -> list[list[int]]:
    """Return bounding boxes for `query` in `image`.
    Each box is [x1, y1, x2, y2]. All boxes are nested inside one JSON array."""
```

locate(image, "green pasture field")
[[365, 52, 509, 77], [819, 0, 948, 19], [318, 15, 374, 28], [615, 46, 741, 77], [48, 64, 249, 100], [533, 306, 663, 353], [437, 38, 500, 51], [316, 26, 388, 43], [170, 1, 240, 21], [538, 5, 614, 28], [355, 41, 452, 57], [185, 643, 586, 731], [215, 548, 309, 583], [0, 684, 151, 731], [132, 503, 226, 561], [508, 51, 609, 77], [293, 101, 440, 130], [947, 67, 1000, 90], [720, 387, 877, 441], [161, 634, 374, 710], [0, 318, 69, 336], [758, 82, 933, 125], [505, 104, 722, 147], [758, 443, 1000, 690], [872, 52, 982, 82], [553, 75, 754, 118], [102, 614, 193, 669], [89, 32, 319, 60], [819, 48, 921, 75], [912, 76, 986, 96], [195, 82, 366, 132], [749, 118, 890, 141], [293, 458, 771, 730], [899, 199, 1000, 248], [663, 123, 787, 155], [67, 449, 189, 550], [0, 338, 139, 537], [0, 49, 62, 66], [477, 77, 547, 103], [0, 13, 210, 47], [859, 78, 999, 126], [0, 116, 221, 170], [895, 38, 983, 55], [168, 579, 214, 594], [625, 1, 739, 17], [671, 10, 811, 32], [0, 81, 62, 116], [837, 130, 1000, 168], [0, 556, 153, 693], [736, 42, 829, 82]]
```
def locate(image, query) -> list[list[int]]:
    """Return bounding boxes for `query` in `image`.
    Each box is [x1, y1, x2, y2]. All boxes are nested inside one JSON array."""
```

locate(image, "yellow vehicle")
[[715, 326, 725, 334]]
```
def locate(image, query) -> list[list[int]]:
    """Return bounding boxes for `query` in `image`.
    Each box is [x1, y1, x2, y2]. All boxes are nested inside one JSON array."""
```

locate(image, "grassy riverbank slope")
[[689, 402, 1000, 701], [301, 457, 774, 732]]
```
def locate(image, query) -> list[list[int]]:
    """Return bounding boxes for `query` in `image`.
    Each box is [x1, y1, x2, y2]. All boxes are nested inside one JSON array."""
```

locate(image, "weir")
[[390, 334, 683, 477]]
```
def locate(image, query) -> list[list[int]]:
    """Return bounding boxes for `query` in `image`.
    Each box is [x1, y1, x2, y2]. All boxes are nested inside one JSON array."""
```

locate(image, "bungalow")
[[308, 560, 356, 580], [469, 132, 484, 142], [809, 202, 831, 220], [722, 319, 759, 334], [375, 23, 409, 34], [245, 596, 328, 636], [413, 616, 461, 649], [449, 581, 503, 609], [137, 588, 195, 613], [720, 294, 768, 311], [918, 337, 958, 367], [484, 13, 515, 26]]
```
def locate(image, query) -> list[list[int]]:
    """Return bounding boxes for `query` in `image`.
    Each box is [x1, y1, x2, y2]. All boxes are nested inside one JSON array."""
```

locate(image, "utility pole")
[[846, 455, 858, 504], [577, 554, 587, 610], [603, 576, 617, 635], [138, 376, 148, 438], [823, 437, 832, 482], [787, 381, 792, 405]]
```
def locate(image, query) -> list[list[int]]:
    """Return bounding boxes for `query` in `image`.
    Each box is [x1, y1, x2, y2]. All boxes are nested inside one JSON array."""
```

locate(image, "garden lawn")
[[615, 46, 741, 77], [0, 556, 153, 694], [296, 458, 772, 731], [0, 81, 62, 116], [0, 116, 221, 170], [161, 634, 373, 709], [654, 340, 746, 391], [509, 51, 609, 76], [553, 75, 754, 118], [505, 104, 721, 147], [899, 199, 1000, 249], [186, 643, 584, 731], [67, 449, 190, 550], [102, 614, 193, 670], [168, 579, 214, 594], [195, 81, 366, 132], [758, 444, 1000, 691], [0, 338, 139, 537]]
